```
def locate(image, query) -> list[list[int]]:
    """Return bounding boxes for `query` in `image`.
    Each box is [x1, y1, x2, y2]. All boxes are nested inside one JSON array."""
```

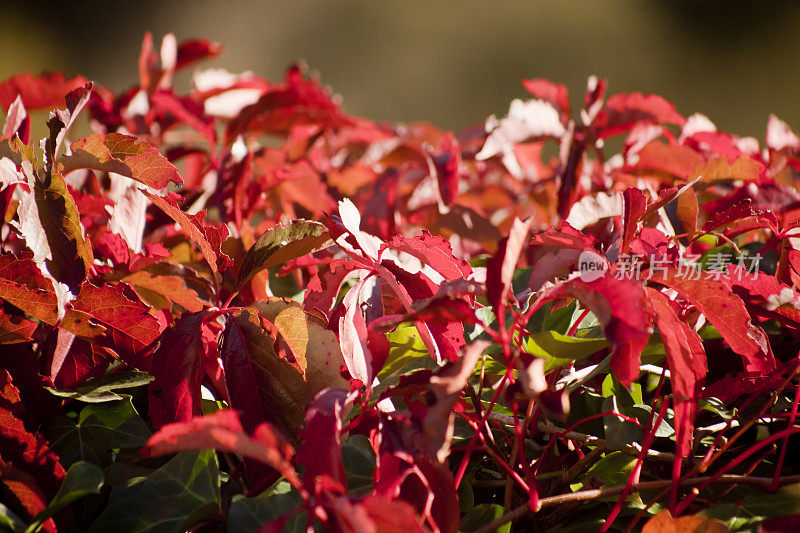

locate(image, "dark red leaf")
[[175, 39, 223, 71], [147, 312, 207, 428], [296, 389, 348, 487]]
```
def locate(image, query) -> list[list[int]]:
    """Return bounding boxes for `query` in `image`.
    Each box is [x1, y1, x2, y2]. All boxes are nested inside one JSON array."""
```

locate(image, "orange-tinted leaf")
[[642, 510, 729, 532], [0, 310, 37, 343], [72, 283, 162, 345], [60, 132, 182, 190], [634, 141, 705, 180], [0, 252, 104, 337], [122, 270, 205, 313], [693, 156, 764, 182], [256, 299, 349, 390]]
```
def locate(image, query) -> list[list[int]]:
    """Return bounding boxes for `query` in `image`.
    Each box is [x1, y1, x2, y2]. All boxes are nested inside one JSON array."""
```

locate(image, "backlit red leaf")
[[60, 132, 183, 190]]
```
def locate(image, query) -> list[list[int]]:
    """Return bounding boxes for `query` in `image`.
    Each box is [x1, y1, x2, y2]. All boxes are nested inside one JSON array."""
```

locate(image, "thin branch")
[[472, 474, 800, 533], [487, 413, 676, 462]]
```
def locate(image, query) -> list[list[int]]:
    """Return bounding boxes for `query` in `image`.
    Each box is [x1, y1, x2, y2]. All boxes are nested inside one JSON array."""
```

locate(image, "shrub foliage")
[[1, 33, 800, 532]]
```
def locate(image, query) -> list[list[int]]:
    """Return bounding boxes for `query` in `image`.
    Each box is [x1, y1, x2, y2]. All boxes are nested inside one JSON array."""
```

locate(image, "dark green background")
[[4, 0, 799, 137]]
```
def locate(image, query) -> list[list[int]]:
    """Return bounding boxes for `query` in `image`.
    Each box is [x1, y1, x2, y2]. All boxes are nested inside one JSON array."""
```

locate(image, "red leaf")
[[339, 277, 376, 385], [546, 276, 651, 386], [622, 188, 647, 253], [487, 217, 533, 310], [0, 72, 89, 111], [175, 39, 223, 71], [147, 312, 207, 428], [296, 389, 348, 487], [145, 191, 232, 273], [73, 283, 163, 345], [652, 271, 776, 373], [384, 231, 472, 282], [647, 288, 706, 459], [598, 93, 685, 137], [354, 495, 427, 533], [424, 341, 487, 462], [431, 132, 461, 207], [225, 65, 353, 141], [522, 78, 570, 121], [223, 308, 313, 444], [0, 370, 65, 531], [60, 132, 183, 190], [142, 408, 300, 489], [0, 252, 104, 337]]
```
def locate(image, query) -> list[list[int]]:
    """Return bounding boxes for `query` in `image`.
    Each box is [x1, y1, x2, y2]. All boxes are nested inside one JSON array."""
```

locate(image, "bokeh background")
[[3, 0, 800, 137]]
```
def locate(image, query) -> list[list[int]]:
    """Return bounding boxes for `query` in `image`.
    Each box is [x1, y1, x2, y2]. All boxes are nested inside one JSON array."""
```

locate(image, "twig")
[[472, 474, 800, 533], [487, 413, 676, 462]]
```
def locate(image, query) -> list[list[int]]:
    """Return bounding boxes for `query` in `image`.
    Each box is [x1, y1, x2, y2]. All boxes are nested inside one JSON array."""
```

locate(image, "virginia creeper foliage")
[[2, 33, 800, 532]]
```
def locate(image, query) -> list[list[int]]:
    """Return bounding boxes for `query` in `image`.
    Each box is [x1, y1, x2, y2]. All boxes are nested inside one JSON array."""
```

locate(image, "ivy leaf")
[[47, 396, 150, 466], [460, 504, 510, 533], [26, 462, 103, 533], [236, 220, 330, 291], [46, 369, 153, 404], [87, 451, 220, 533], [60, 133, 182, 190]]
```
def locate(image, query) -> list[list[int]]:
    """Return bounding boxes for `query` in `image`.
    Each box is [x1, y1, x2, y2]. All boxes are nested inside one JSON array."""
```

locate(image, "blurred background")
[[3, 0, 800, 137]]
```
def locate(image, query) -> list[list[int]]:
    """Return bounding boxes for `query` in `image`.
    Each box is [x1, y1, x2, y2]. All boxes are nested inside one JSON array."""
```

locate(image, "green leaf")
[[26, 462, 103, 533], [46, 369, 154, 403], [0, 502, 25, 532], [236, 220, 330, 290], [379, 323, 431, 379], [342, 435, 375, 495], [522, 330, 608, 371], [227, 481, 303, 533], [88, 451, 220, 533], [459, 504, 510, 532], [48, 396, 151, 467], [571, 451, 638, 497], [740, 483, 800, 520]]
